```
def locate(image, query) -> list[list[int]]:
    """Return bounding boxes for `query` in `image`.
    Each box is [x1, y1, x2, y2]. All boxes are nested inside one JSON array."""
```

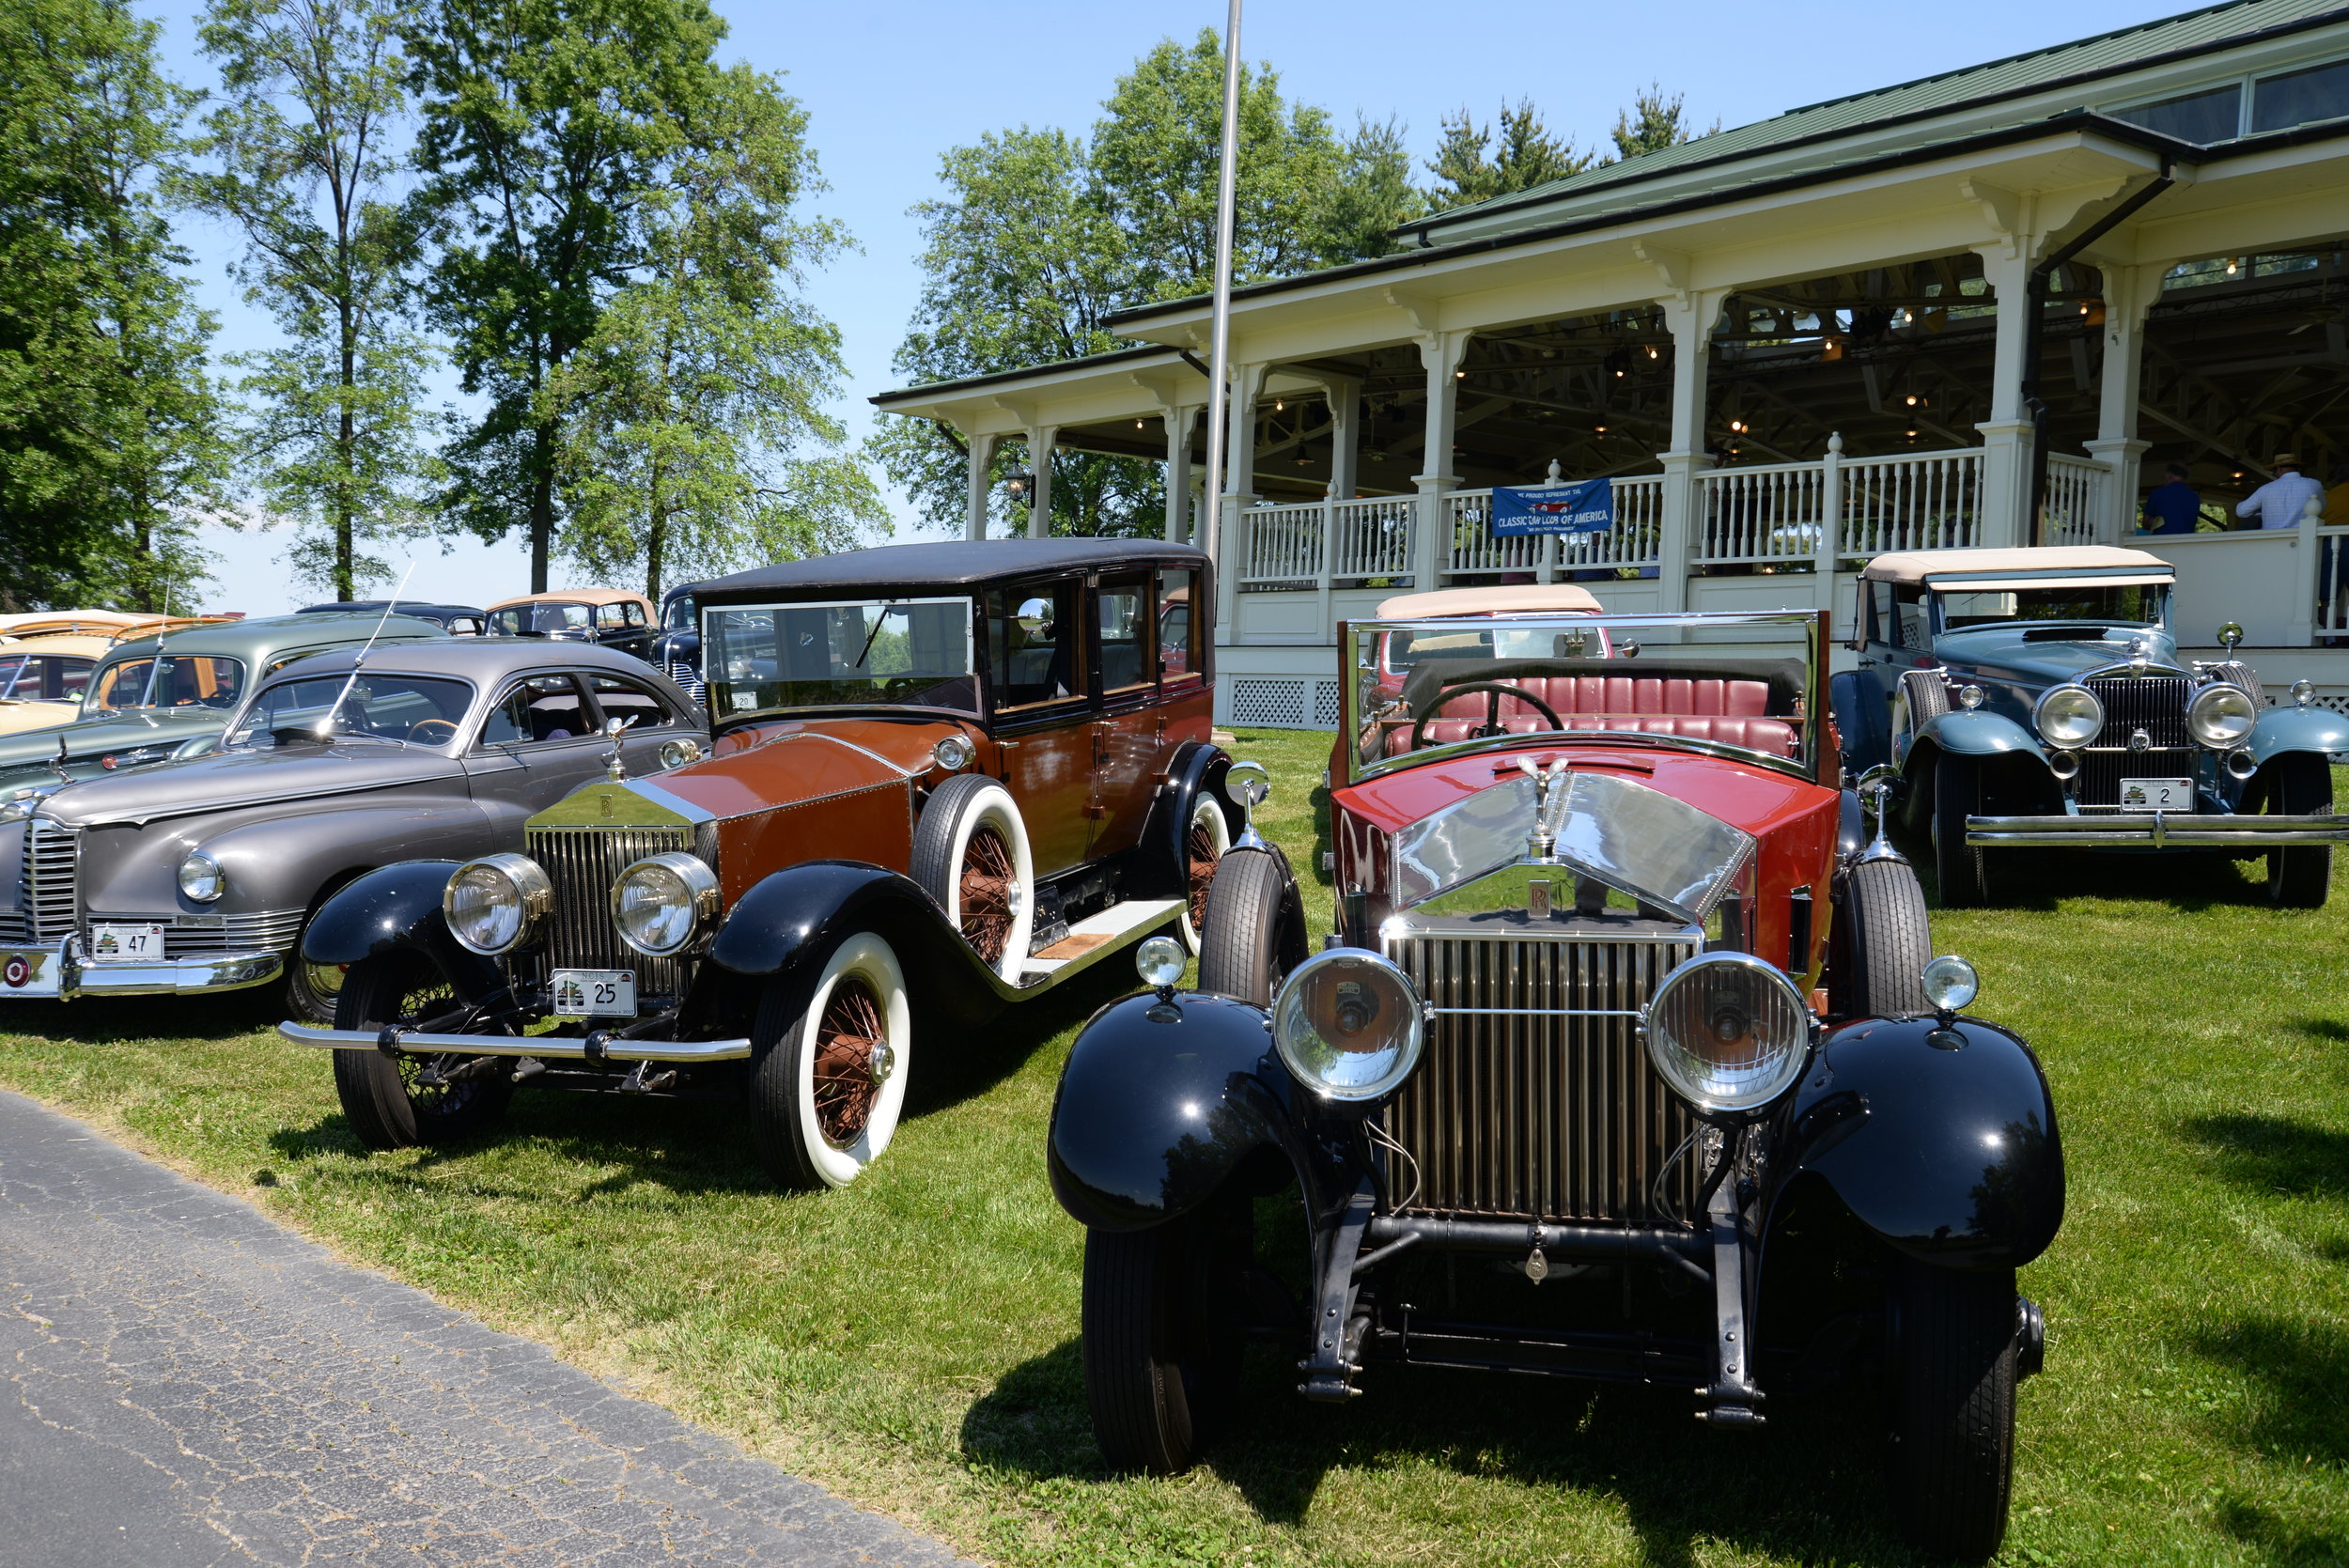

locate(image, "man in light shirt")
[[2235, 454, 2326, 530]]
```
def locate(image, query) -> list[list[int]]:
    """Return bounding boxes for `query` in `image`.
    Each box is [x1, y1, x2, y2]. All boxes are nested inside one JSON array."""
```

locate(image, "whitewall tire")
[[1178, 791, 1230, 954], [911, 774, 1036, 982]]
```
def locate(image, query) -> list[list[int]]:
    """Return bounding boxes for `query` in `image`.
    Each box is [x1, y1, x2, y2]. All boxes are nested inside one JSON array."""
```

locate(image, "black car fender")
[[299, 859, 503, 1000], [1133, 741, 1233, 897], [698, 860, 1003, 1030], [1048, 989, 1314, 1233], [1774, 1015, 2063, 1270]]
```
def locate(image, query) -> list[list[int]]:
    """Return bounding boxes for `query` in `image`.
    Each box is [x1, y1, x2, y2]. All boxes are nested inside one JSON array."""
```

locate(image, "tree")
[[409, 0, 760, 593], [0, 0, 226, 611], [1611, 82, 1715, 161], [1425, 99, 1595, 210], [547, 66, 883, 597], [195, 0, 439, 601]]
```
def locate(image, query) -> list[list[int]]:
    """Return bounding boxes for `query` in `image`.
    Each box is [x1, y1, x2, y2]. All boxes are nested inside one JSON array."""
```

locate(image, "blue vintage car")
[[1830, 546, 2349, 908]]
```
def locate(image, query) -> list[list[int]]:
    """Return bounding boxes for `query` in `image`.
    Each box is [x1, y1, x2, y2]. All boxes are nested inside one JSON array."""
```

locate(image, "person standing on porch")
[[2235, 455, 2325, 530], [2139, 463, 2201, 534]]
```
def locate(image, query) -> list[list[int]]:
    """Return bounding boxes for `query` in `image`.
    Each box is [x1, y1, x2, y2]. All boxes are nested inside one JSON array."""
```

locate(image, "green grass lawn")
[[2, 734, 2345, 1566]]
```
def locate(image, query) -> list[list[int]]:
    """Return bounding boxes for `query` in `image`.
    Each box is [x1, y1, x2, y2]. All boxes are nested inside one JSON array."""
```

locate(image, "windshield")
[[704, 597, 976, 716], [490, 603, 592, 636], [663, 595, 696, 631], [227, 673, 474, 748], [1934, 583, 2168, 630], [87, 654, 246, 714], [1346, 610, 1820, 783]]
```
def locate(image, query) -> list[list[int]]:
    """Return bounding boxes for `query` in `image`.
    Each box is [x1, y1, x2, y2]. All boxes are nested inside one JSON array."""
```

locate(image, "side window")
[[1157, 567, 1201, 685], [50, 658, 91, 701], [1097, 574, 1152, 696], [986, 582, 1084, 712], [625, 601, 646, 625], [479, 674, 592, 745], [597, 602, 630, 629], [587, 674, 675, 730], [1893, 585, 1929, 650]]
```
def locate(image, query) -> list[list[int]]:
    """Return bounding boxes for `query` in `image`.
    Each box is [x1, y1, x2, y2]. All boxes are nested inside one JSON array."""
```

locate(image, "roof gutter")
[[2023, 160, 2175, 547]]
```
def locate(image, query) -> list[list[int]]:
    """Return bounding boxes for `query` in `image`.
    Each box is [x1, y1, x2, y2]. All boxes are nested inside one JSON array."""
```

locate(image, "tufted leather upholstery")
[[1392, 675, 1797, 757]]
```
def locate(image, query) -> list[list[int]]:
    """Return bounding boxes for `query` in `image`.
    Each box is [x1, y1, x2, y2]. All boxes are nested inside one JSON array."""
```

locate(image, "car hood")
[[1933, 623, 2177, 681], [36, 740, 460, 829], [0, 706, 227, 774]]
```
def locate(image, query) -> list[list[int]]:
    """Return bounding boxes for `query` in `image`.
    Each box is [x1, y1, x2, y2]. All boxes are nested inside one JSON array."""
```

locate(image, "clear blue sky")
[[157, 0, 2187, 614]]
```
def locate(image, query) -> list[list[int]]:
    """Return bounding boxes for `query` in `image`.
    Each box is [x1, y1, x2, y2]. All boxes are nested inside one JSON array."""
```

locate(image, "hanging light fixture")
[[1003, 471, 1035, 504]]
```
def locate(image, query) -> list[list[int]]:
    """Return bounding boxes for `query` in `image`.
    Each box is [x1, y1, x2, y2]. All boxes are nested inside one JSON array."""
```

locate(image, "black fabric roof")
[[695, 539, 1207, 598]]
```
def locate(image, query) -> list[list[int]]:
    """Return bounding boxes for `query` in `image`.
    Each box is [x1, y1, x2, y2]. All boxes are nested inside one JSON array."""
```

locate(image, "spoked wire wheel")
[[748, 931, 912, 1188], [329, 948, 515, 1150], [1179, 791, 1231, 953], [810, 973, 888, 1148], [957, 826, 1018, 967], [910, 774, 1034, 983]]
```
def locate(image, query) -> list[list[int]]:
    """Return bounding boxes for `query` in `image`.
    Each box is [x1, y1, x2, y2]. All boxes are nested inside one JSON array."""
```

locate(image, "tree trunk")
[[530, 425, 553, 594]]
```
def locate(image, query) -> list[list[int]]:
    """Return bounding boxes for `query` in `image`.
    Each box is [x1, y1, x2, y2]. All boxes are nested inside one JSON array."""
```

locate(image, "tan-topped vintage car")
[[0, 616, 226, 737]]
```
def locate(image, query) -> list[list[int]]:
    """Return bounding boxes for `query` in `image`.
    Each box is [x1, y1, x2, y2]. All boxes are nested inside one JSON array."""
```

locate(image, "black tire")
[[1886, 1258, 2020, 1562], [910, 772, 1034, 980], [1834, 858, 1934, 1017], [329, 949, 515, 1151], [1932, 753, 1989, 908], [1081, 1211, 1243, 1474], [1196, 849, 1300, 1006], [745, 931, 912, 1189], [285, 942, 344, 1027], [2263, 753, 2333, 908]]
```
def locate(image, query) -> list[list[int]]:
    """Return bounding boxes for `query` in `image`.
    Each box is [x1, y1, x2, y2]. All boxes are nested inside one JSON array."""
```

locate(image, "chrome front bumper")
[[0, 938, 284, 1000], [276, 1022, 752, 1063], [1968, 812, 2349, 847]]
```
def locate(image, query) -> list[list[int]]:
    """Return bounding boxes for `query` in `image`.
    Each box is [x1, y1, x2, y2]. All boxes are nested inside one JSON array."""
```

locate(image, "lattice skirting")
[[1221, 676, 1345, 731]]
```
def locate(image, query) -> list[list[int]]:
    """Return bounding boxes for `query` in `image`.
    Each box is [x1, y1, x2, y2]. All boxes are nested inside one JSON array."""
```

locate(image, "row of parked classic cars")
[[3, 536, 2337, 1563]]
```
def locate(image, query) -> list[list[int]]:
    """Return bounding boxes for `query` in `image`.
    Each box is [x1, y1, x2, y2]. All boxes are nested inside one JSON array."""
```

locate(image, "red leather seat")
[[1391, 675, 1797, 757]]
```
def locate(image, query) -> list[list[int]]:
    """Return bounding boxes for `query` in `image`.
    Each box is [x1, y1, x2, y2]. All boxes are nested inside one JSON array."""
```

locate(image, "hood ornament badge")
[[1518, 755, 1570, 861]]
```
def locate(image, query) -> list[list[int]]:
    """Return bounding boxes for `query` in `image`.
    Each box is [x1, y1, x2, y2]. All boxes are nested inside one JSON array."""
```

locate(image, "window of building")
[[2253, 57, 2349, 133], [2112, 83, 2242, 144]]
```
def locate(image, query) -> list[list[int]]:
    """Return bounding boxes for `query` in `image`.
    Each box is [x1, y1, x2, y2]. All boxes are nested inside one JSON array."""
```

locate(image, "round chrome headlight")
[[1921, 953, 1980, 1013], [932, 734, 972, 772], [611, 852, 721, 957], [443, 853, 552, 955], [2032, 684, 2104, 749], [2187, 682, 2258, 748], [1642, 951, 1812, 1117], [1271, 948, 1423, 1105], [178, 849, 225, 903], [1134, 934, 1186, 989], [657, 737, 705, 770]]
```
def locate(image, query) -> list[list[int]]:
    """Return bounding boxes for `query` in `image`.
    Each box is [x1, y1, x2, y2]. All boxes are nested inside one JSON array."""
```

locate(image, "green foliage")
[[0, 0, 226, 611], [194, 0, 441, 601], [546, 63, 883, 598], [1425, 98, 1595, 211], [1610, 81, 1715, 161]]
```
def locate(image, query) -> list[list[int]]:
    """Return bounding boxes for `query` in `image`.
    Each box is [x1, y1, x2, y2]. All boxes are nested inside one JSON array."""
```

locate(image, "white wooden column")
[[1974, 240, 2041, 550], [961, 429, 999, 541], [1161, 405, 1201, 542], [1214, 362, 1268, 642], [1655, 288, 1728, 613], [1023, 424, 1060, 540], [2084, 262, 2163, 543], [1321, 374, 1362, 500], [1409, 332, 1470, 589]]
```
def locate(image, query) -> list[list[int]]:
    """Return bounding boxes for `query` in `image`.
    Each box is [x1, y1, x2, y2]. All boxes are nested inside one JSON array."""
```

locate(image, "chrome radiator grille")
[[1383, 927, 1700, 1223], [2079, 675, 2194, 809], [2, 820, 80, 946], [524, 825, 692, 997], [665, 660, 707, 703]]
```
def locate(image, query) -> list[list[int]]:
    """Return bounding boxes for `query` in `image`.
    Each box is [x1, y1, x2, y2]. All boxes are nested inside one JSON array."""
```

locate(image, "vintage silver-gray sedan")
[[0, 641, 704, 1021]]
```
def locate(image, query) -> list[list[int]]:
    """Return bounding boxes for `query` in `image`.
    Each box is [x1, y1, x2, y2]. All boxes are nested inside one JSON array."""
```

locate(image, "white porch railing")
[[2045, 454, 2108, 548], [1696, 462, 1826, 567], [1836, 448, 1983, 557], [1237, 495, 1418, 585], [1446, 476, 1663, 576], [1332, 496, 1415, 579]]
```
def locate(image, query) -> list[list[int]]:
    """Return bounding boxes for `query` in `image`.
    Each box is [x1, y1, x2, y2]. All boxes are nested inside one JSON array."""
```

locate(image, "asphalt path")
[[0, 1089, 977, 1567]]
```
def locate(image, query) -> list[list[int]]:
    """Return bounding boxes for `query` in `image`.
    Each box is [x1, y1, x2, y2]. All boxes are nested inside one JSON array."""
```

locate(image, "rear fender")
[[299, 860, 503, 1001], [2247, 704, 2349, 766], [1134, 742, 1232, 897], [1776, 1015, 2063, 1269], [1048, 989, 1317, 1233]]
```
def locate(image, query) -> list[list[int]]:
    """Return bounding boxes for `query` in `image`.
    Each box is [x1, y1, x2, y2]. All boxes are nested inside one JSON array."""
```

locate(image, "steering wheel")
[[407, 718, 460, 744], [1408, 680, 1563, 752]]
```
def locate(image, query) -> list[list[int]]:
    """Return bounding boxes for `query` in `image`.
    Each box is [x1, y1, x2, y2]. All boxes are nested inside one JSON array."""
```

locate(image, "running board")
[[1019, 897, 1183, 985]]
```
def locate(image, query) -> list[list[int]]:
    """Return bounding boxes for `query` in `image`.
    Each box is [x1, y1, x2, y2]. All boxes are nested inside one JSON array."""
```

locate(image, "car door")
[[1087, 571, 1161, 859], [461, 672, 613, 841], [984, 579, 1095, 877]]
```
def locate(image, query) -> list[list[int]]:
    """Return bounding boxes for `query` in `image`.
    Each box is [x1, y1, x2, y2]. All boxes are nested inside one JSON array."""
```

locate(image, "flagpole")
[[1198, 0, 1243, 583]]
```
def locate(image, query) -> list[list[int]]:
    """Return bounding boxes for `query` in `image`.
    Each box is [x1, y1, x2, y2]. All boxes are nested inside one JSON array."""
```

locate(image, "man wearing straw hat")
[[2235, 453, 2326, 530]]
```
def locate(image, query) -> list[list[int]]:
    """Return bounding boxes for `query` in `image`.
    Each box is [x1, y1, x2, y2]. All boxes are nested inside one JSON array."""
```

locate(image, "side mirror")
[[2217, 621, 2244, 654], [1225, 758, 1271, 849]]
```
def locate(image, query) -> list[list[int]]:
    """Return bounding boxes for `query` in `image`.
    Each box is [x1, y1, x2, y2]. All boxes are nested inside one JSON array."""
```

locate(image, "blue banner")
[[1492, 475, 1612, 536]]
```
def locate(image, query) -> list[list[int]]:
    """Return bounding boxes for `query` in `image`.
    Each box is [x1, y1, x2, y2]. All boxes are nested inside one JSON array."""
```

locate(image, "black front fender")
[[1132, 742, 1232, 896], [1780, 1015, 2063, 1269], [1048, 989, 1304, 1233], [299, 860, 502, 1001]]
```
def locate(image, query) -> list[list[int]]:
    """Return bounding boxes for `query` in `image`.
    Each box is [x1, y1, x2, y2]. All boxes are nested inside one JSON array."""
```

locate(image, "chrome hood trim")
[[1391, 770, 1755, 924]]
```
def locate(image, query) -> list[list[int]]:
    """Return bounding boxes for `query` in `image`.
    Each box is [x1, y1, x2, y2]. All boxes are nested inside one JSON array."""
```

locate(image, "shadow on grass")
[[2190, 1314, 2349, 1467], [2186, 1113, 2349, 1200], [960, 1340, 1921, 1565], [2281, 1016, 2349, 1044], [2213, 1498, 2349, 1568], [1906, 831, 2279, 914]]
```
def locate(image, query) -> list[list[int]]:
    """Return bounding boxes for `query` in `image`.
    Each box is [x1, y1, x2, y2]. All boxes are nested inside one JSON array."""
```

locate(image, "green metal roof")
[[1397, 0, 2349, 240]]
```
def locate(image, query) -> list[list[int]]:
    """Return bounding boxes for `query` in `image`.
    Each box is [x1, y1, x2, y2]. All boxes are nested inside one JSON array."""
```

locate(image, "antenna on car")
[[316, 561, 416, 738], [135, 579, 177, 708]]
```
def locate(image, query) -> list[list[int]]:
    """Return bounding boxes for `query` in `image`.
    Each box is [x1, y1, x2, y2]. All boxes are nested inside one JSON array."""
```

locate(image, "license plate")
[[87, 923, 164, 962], [2121, 777, 2195, 810], [551, 968, 636, 1017]]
